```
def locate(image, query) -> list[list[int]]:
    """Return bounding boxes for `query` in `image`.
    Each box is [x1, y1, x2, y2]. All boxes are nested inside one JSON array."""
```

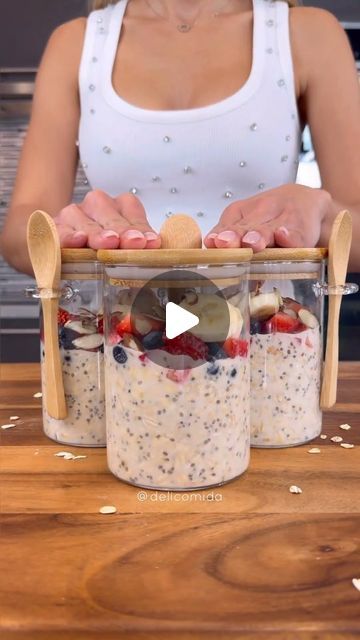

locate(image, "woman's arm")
[[0, 19, 161, 275], [205, 9, 360, 271], [0, 19, 85, 274], [293, 8, 360, 270]]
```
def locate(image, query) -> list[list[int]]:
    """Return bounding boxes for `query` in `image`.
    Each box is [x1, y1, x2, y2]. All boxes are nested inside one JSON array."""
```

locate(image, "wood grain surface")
[[0, 363, 359, 640]]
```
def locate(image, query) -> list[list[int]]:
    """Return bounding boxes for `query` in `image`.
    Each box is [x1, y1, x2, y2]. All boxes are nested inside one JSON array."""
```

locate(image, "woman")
[[1, 0, 360, 272]]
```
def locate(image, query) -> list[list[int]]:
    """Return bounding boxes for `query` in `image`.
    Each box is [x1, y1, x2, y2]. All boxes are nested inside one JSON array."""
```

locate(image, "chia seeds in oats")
[[105, 346, 250, 490]]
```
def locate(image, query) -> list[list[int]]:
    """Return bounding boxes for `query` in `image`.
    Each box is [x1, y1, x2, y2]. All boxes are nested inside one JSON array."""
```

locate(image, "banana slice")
[[249, 291, 280, 320], [180, 294, 243, 341], [298, 308, 319, 329]]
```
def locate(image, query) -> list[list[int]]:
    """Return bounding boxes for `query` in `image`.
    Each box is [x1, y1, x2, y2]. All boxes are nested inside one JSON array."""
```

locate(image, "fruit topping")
[[223, 338, 249, 358], [207, 363, 220, 376], [116, 315, 133, 337], [180, 293, 243, 342], [207, 342, 228, 361], [58, 309, 71, 326], [72, 334, 104, 350], [164, 333, 208, 361], [59, 327, 78, 350], [249, 290, 281, 320], [113, 345, 128, 364], [141, 330, 164, 350], [122, 333, 143, 351], [166, 369, 191, 383], [64, 320, 97, 335], [97, 317, 104, 334], [264, 312, 300, 334], [298, 308, 319, 329]]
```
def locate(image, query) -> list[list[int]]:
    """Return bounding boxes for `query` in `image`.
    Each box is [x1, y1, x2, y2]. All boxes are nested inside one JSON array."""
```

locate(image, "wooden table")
[[1, 363, 359, 640]]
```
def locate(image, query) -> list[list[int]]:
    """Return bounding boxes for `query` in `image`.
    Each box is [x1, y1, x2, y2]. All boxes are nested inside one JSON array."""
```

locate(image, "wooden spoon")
[[27, 210, 67, 419], [320, 210, 352, 410], [160, 213, 202, 249]]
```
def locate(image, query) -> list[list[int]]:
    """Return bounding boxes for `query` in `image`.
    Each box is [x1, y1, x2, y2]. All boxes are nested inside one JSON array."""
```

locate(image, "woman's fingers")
[[274, 225, 306, 248], [115, 194, 161, 248], [241, 226, 275, 252], [56, 203, 120, 249]]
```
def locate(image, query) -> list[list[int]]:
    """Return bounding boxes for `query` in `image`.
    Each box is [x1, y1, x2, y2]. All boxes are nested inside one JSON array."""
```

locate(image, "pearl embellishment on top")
[[170, 187, 178, 194], [103, 146, 112, 154], [196, 212, 205, 218], [183, 166, 192, 174], [250, 123, 258, 131], [152, 176, 161, 182], [258, 183, 265, 190], [239, 161, 247, 168], [277, 79, 286, 87], [163, 136, 171, 143], [89, 84, 96, 92], [286, 135, 291, 141], [266, 19, 274, 27], [281, 155, 289, 163], [129, 187, 138, 195], [224, 191, 233, 199]]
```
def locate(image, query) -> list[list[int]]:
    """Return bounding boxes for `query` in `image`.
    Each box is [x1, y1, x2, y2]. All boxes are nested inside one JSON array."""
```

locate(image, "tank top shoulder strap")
[[272, 1, 298, 115]]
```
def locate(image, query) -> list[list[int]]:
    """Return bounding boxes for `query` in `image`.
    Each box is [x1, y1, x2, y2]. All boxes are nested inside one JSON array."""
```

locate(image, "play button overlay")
[[165, 302, 199, 340], [130, 269, 232, 370]]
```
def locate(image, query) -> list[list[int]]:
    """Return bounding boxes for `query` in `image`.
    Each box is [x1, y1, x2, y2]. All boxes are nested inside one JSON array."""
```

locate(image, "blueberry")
[[207, 342, 228, 361], [59, 327, 77, 350], [250, 320, 262, 335], [142, 330, 164, 350], [207, 363, 220, 376], [113, 345, 128, 364]]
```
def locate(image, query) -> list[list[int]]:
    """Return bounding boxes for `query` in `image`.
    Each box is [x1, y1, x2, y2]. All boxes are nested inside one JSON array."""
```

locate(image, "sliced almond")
[[72, 455, 88, 460], [339, 423, 351, 431], [65, 320, 97, 335], [298, 309, 319, 329], [320, 434, 327, 440], [331, 436, 343, 443], [340, 443, 354, 449], [1, 423, 16, 430], [10, 416, 20, 421], [99, 505, 117, 515], [308, 447, 321, 454], [289, 485, 302, 494], [72, 334, 104, 350], [54, 451, 75, 460], [33, 392, 42, 398]]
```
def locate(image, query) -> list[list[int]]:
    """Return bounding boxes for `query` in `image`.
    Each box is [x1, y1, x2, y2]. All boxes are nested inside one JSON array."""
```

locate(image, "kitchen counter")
[[0, 362, 359, 640]]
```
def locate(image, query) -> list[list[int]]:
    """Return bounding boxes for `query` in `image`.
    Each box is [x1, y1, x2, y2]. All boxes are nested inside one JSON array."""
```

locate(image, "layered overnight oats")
[[41, 306, 106, 446], [249, 286, 322, 447], [104, 289, 250, 490]]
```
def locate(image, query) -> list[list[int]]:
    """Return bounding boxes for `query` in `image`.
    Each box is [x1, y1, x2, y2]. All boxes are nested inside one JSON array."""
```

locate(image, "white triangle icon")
[[165, 302, 199, 340]]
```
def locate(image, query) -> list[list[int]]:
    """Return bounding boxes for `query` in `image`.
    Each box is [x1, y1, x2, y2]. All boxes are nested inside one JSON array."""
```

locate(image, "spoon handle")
[[320, 293, 341, 409], [42, 296, 67, 419]]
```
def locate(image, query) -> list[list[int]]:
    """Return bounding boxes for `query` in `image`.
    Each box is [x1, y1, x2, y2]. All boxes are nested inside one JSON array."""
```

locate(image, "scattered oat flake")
[[1, 423, 16, 430], [33, 392, 42, 398], [330, 436, 343, 443], [99, 505, 117, 515], [320, 434, 327, 440], [339, 423, 352, 431], [72, 455, 87, 460], [308, 448, 321, 454], [340, 443, 355, 449], [289, 485, 302, 494], [352, 578, 360, 592], [54, 451, 75, 460], [10, 416, 19, 421]]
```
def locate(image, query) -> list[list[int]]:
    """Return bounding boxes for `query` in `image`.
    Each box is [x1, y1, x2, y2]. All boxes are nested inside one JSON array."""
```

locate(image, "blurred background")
[[0, 0, 359, 362]]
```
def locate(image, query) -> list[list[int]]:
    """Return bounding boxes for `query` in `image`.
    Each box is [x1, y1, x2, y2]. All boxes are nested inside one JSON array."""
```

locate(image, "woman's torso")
[[78, 0, 302, 233]]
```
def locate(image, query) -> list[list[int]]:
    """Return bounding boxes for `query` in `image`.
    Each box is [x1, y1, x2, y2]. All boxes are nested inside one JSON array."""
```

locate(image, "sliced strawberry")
[[97, 317, 104, 335], [116, 315, 133, 337], [108, 330, 121, 346], [163, 333, 208, 361], [264, 312, 300, 334], [58, 309, 71, 326], [166, 369, 191, 383], [223, 338, 249, 358]]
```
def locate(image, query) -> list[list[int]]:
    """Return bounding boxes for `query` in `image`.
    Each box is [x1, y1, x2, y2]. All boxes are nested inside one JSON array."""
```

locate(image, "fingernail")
[[101, 230, 120, 239], [217, 231, 239, 243], [277, 226, 289, 236], [242, 231, 262, 244], [144, 232, 159, 241], [73, 231, 87, 239], [207, 233, 218, 240], [122, 230, 145, 240]]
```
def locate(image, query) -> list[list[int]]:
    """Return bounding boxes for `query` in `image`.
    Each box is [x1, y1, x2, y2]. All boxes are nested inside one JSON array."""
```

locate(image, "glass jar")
[[99, 249, 252, 490], [30, 250, 106, 446], [249, 249, 358, 448]]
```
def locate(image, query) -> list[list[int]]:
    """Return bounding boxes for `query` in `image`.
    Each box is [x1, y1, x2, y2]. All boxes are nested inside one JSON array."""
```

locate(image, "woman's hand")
[[53, 190, 161, 250], [204, 185, 334, 251]]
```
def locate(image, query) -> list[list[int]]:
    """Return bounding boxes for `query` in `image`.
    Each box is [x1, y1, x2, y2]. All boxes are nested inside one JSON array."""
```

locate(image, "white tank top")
[[78, 0, 301, 234]]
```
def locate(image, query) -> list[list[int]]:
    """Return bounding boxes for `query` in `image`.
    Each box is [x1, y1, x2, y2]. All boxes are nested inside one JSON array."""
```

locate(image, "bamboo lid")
[[61, 249, 98, 263], [97, 248, 253, 267], [251, 248, 328, 262]]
